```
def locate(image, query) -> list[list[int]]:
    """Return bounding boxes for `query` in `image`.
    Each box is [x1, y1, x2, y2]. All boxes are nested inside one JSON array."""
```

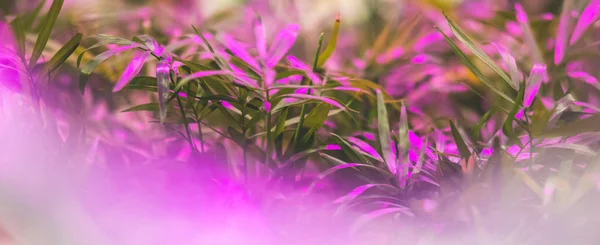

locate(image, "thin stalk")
[[292, 33, 325, 147], [171, 75, 198, 154], [265, 88, 273, 168], [523, 108, 534, 170], [197, 121, 205, 152], [241, 103, 249, 184], [189, 81, 206, 153]]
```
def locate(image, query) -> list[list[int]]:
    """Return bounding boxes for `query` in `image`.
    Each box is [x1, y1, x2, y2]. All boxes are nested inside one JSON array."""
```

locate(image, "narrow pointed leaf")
[[443, 13, 516, 90], [449, 120, 471, 159], [397, 102, 409, 178], [331, 133, 371, 164], [175, 70, 232, 91], [570, 0, 600, 45], [221, 34, 260, 71], [303, 103, 331, 129], [316, 13, 341, 68], [29, 0, 64, 67], [376, 89, 396, 174], [438, 28, 515, 104], [136, 35, 160, 54], [492, 42, 521, 88], [22, 0, 46, 31], [253, 15, 267, 60], [472, 106, 496, 141], [503, 82, 526, 144], [113, 51, 150, 92], [122, 103, 159, 112], [412, 138, 429, 175], [523, 64, 547, 108], [267, 24, 300, 68], [76, 34, 137, 67], [547, 94, 575, 128], [281, 109, 343, 129], [79, 45, 136, 92], [46, 33, 82, 74], [157, 59, 171, 123], [554, 0, 574, 65], [191, 25, 231, 71], [279, 94, 348, 111]]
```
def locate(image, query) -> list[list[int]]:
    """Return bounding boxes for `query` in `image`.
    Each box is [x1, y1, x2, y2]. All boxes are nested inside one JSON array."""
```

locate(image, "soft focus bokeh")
[[2, 0, 600, 244]]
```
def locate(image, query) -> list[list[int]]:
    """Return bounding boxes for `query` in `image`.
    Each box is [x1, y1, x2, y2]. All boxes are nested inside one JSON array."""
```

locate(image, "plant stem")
[[265, 88, 273, 168], [292, 33, 325, 149], [175, 93, 197, 152], [241, 103, 249, 184], [197, 121, 205, 152], [171, 75, 197, 154]]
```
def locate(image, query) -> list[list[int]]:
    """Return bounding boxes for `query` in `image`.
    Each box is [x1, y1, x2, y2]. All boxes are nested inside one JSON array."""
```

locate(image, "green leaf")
[[29, 0, 64, 68], [331, 133, 371, 164], [502, 82, 525, 145], [277, 94, 350, 112], [531, 99, 550, 137], [376, 89, 395, 174], [290, 34, 325, 156], [396, 101, 410, 181], [77, 34, 137, 68], [438, 27, 515, 104], [282, 145, 330, 167], [79, 45, 135, 92], [179, 60, 212, 72], [21, 0, 46, 31], [191, 25, 230, 71], [449, 120, 471, 159], [316, 14, 341, 68], [175, 70, 232, 91], [45, 33, 82, 74], [443, 13, 516, 90], [122, 103, 159, 112], [471, 105, 496, 141], [303, 103, 331, 129], [397, 102, 409, 158], [276, 109, 343, 131], [122, 76, 161, 92], [127, 76, 158, 87], [275, 68, 306, 80], [274, 107, 289, 158]]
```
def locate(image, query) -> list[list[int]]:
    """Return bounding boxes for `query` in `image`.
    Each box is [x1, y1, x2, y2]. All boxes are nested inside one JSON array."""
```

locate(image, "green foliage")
[[11, 2, 600, 243], [29, 0, 64, 67]]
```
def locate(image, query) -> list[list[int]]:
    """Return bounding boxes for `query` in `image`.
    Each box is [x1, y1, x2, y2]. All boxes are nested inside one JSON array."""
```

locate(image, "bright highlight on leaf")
[[157, 59, 171, 123], [376, 89, 396, 174], [113, 51, 150, 92]]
